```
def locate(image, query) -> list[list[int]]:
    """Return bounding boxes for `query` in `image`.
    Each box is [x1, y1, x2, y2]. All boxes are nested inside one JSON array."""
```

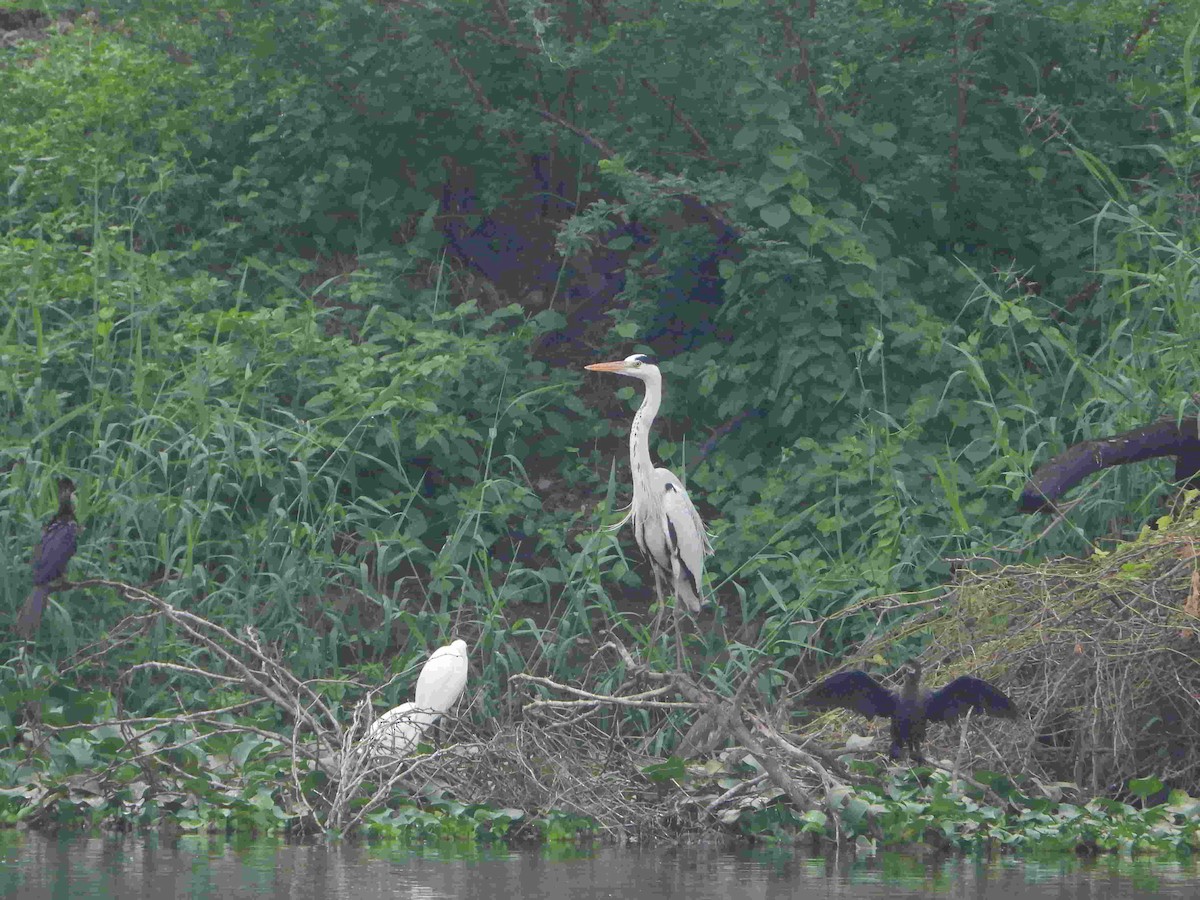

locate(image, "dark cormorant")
[[16, 477, 78, 641], [803, 660, 1018, 763]]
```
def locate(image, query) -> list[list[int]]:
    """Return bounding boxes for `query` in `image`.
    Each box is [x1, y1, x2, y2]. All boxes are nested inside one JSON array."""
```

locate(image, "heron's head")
[[584, 353, 659, 381]]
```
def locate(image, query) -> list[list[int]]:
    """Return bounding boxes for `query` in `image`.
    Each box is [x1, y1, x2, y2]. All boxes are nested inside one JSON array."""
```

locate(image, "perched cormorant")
[[803, 660, 1018, 763], [16, 477, 78, 641]]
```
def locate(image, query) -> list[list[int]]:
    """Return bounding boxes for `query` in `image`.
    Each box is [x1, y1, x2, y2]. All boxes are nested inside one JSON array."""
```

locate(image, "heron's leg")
[[671, 599, 686, 666], [650, 568, 668, 638]]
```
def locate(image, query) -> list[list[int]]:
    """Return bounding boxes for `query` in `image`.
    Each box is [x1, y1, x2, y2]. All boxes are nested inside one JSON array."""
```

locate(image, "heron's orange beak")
[[584, 361, 627, 372]]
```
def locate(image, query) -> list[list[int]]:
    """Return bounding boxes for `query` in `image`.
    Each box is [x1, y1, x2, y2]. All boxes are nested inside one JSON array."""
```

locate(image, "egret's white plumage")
[[363, 701, 438, 757], [414, 638, 470, 714], [361, 639, 470, 759], [584, 354, 711, 613]]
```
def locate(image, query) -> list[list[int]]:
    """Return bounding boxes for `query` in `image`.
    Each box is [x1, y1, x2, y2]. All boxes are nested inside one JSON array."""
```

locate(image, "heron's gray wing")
[[654, 468, 708, 610], [804, 671, 897, 719], [924, 676, 1018, 724], [655, 467, 712, 555]]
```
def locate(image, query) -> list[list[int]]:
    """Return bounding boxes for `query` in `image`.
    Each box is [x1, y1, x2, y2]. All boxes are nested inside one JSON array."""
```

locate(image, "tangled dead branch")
[[41, 579, 492, 833], [510, 638, 860, 836]]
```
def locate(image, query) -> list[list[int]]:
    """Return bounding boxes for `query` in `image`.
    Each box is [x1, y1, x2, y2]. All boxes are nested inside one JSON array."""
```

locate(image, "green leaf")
[[641, 757, 687, 783], [789, 194, 813, 216], [760, 203, 791, 228], [839, 797, 870, 826], [826, 238, 876, 269], [614, 321, 638, 339], [732, 127, 760, 149], [769, 146, 798, 169], [778, 122, 805, 141], [1129, 776, 1165, 801]]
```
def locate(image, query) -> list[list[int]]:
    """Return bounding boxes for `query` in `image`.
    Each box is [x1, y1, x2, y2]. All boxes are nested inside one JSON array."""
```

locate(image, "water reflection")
[[1, 832, 1197, 899]]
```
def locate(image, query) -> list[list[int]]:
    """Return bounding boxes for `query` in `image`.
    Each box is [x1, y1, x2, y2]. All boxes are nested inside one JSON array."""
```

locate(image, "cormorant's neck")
[[900, 667, 922, 700], [56, 496, 75, 521]]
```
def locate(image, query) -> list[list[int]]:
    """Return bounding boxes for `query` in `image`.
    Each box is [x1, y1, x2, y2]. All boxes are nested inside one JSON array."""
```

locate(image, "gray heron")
[[585, 354, 712, 628]]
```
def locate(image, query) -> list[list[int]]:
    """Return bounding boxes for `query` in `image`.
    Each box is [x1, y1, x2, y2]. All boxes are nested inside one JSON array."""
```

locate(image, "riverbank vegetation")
[[1, 0, 1198, 852]]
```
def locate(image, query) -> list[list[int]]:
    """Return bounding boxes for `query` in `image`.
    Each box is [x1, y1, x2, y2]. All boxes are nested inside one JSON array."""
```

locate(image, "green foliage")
[[539, 809, 598, 843], [2, 0, 1199, 839], [641, 756, 688, 783], [8, 0, 1190, 647], [728, 769, 1200, 854], [0, 6, 593, 695], [0, 672, 582, 839], [365, 800, 529, 842]]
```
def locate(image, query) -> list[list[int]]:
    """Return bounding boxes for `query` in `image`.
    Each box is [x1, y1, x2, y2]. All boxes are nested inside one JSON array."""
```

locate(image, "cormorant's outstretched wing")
[[804, 671, 896, 719], [924, 676, 1017, 724]]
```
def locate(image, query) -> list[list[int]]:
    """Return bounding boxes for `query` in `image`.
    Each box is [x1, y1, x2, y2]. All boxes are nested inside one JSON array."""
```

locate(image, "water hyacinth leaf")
[[801, 809, 827, 832], [846, 760, 888, 785], [1129, 776, 1165, 802], [232, 735, 269, 767], [839, 797, 871, 827], [641, 757, 687, 783]]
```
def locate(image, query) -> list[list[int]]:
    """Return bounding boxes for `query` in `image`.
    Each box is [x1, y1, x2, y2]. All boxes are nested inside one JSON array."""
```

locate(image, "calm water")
[[1, 832, 1198, 899]]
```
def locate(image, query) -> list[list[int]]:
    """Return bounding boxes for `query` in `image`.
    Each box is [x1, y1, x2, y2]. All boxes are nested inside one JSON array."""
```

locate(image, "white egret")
[[414, 638, 470, 714], [362, 639, 470, 759], [585, 354, 712, 617]]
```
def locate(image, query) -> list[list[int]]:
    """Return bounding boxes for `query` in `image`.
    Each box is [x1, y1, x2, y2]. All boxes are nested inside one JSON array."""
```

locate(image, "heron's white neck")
[[629, 370, 662, 493]]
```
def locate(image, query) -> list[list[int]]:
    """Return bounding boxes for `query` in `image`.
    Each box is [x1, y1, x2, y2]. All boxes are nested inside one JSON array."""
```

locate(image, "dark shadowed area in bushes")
[[1, 0, 1198, 849]]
